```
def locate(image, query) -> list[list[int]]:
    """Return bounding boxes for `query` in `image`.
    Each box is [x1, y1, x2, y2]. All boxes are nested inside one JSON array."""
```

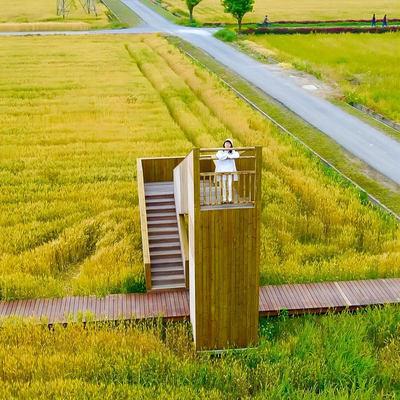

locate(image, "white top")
[[215, 150, 240, 180]]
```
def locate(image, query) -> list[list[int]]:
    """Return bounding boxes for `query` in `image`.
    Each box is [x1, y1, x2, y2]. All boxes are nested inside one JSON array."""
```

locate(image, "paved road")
[[1, 0, 399, 184]]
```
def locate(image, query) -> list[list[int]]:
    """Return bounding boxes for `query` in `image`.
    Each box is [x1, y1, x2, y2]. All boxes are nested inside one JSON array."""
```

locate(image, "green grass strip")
[[136, 0, 177, 22], [101, 0, 142, 27]]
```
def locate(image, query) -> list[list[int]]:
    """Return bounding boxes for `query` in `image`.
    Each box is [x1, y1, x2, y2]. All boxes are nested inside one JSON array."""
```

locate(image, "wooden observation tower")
[[137, 147, 262, 350]]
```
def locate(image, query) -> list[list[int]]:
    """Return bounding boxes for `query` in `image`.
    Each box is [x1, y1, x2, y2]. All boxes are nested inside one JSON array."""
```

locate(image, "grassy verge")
[[136, 0, 177, 22], [166, 35, 400, 216], [101, 0, 142, 27]]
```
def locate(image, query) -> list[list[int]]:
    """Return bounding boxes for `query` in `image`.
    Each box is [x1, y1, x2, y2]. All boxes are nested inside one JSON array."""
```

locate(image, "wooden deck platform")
[[0, 279, 399, 324]]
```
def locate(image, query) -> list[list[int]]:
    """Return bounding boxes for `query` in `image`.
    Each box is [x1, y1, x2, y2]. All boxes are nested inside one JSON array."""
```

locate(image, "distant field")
[[0, 0, 110, 31], [163, 0, 399, 23], [244, 32, 400, 122], [1, 34, 399, 301]]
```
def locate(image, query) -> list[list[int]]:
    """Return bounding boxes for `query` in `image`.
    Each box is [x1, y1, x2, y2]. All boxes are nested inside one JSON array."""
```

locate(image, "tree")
[[221, 0, 254, 34], [186, 0, 203, 22]]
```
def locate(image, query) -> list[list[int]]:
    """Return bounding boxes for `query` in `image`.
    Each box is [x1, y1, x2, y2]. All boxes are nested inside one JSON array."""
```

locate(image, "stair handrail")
[[137, 159, 152, 291]]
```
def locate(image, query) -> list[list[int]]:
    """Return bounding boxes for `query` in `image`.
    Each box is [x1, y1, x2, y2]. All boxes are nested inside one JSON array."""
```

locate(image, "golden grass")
[[0, 0, 109, 30], [245, 32, 400, 122], [0, 34, 399, 300], [163, 0, 399, 23], [0, 22, 91, 31]]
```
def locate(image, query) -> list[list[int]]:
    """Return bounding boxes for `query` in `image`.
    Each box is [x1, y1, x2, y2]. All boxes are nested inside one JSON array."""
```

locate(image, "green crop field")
[[1, 34, 399, 301], [1, 305, 400, 398], [162, 0, 399, 24], [243, 32, 400, 123]]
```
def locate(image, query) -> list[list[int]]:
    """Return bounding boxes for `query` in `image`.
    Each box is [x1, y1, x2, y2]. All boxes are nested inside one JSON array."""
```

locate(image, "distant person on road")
[[382, 15, 387, 27], [371, 13, 376, 27], [216, 139, 239, 204], [262, 15, 270, 26]]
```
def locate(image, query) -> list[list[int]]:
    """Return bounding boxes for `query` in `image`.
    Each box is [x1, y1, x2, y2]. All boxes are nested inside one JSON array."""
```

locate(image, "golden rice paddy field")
[[244, 32, 400, 123], [0, 34, 399, 301], [0, 0, 109, 31], [163, 0, 399, 23]]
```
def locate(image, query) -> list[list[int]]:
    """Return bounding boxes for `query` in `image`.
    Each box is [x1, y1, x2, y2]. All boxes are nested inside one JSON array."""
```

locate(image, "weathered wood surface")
[[259, 278, 400, 316], [141, 156, 184, 183], [144, 181, 186, 291], [0, 291, 190, 324], [1, 279, 399, 324]]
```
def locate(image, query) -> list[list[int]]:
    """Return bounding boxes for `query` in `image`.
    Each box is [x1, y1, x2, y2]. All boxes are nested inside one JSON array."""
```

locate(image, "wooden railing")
[[200, 171, 256, 206], [136, 159, 151, 291], [199, 147, 257, 207], [173, 149, 199, 290]]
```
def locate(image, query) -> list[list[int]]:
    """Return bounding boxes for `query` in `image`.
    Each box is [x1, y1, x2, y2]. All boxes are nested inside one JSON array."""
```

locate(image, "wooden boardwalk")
[[0, 279, 399, 324]]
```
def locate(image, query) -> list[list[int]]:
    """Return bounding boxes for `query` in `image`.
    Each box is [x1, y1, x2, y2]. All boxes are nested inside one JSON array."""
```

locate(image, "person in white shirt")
[[215, 139, 240, 203]]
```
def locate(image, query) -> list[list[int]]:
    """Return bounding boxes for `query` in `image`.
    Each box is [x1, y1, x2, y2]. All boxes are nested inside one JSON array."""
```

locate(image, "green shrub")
[[214, 28, 237, 42]]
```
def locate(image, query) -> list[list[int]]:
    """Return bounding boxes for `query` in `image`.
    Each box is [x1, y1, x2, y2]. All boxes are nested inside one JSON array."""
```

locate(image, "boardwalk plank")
[[290, 284, 307, 310], [318, 282, 341, 309], [348, 280, 372, 305], [1, 280, 400, 324], [280, 284, 297, 310], [325, 281, 346, 308], [303, 283, 323, 309], [361, 280, 387, 303], [381, 279, 400, 301], [336, 281, 360, 305], [265, 286, 281, 312], [19, 300, 29, 318], [261, 287, 279, 312], [312, 283, 331, 310], [373, 280, 397, 302]]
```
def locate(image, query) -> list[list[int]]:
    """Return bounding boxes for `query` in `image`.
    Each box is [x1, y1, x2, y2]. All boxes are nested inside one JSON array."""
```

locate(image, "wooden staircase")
[[145, 182, 186, 291]]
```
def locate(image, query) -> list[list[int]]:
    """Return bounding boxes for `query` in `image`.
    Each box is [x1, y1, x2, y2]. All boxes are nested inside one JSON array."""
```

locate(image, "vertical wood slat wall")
[[192, 147, 262, 350], [141, 157, 184, 182]]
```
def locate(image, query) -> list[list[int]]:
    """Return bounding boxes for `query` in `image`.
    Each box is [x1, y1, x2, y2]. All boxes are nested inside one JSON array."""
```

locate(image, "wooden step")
[[148, 234, 180, 242], [150, 250, 181, 259], [148, 283, 187, 292], [151, 257, 182, 266], [145, 194, 174, 200], [151, 265, 184, 276], [146, 205, 176, 212], [148, 227, 179, 235], [146, 198, 175, 205], [147, 220, 177, 227], [149, 242, 180, 250], [151, 274, 185, 284], [145, 182, 174, 187], [147, 213, 176, 221]]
